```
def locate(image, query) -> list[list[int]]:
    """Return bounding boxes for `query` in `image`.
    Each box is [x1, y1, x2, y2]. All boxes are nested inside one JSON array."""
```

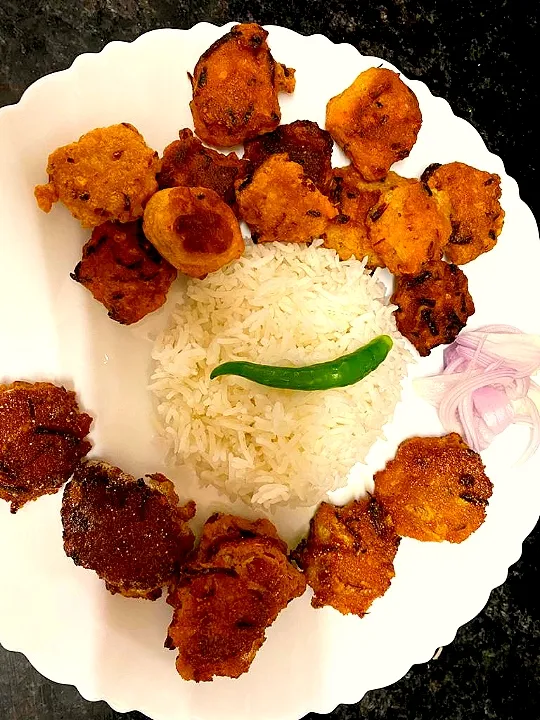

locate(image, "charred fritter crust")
[[61, 461, 196, 599], [243, 120, 334, 193], [422, 161, 505, 264], [189, 23, 295, 147], [326, 67, 422, 181], [166, 513, 306, 681], [236, 154, 337, 243], [143, 187, 245, 278], [71, 220, 177, 325], [34, 124, 160, 228], [157, 129, 248, 214], [0, 382, 92, 513], [292, 497, 399, 617], [391, 260, 475, 356], [374, 433, 492, 543]]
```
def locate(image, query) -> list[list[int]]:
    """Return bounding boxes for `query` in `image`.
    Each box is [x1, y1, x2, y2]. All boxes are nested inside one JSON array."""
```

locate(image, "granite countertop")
[[0, 2, 539, 719]]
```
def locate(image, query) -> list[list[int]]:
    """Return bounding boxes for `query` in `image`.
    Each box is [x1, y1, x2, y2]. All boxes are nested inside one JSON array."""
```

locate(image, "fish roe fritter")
[[189, 23, 295, 147], [422, 161, 505, 264], [0, 382, 92, 513], [157, 129, 248, 213], [391, 260, 475, 356], [34, 123, 160, 228], [166, 513, 306, 681], [292, 497, 399, 617], [374, 433, 492, 543], [71, 220, 177, 325], [236, 154, 337, 244], [243, 120, 334, 193], [143, 187, 245, 278], [326, 67, 422, 181], [61, 461, 196, 599]]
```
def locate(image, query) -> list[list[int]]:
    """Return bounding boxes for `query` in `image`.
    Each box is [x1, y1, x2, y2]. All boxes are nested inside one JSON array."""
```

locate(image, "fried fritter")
[[243, 120, 334, 193], [292, 497, 399, 617], [326, 67, 422, 181], [0, 382, 92, 513], [143, 187, 245, 278], [34, 123, 160, 228], [374, 433, 492, 543], [391, 260, 475, 356], [71, 220, 177, 325], [61, 461, 196, 599], [166, 513, 306, 681], [189, 23, 295, 147], [422, 161, 505, 264], [236, 154, 338, 243]]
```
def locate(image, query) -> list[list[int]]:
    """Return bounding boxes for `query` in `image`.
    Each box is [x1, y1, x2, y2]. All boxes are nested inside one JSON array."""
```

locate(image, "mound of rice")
[[150, 241, 410, 508]]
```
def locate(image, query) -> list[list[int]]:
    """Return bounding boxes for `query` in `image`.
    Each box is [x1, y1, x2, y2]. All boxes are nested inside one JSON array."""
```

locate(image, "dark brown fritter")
[[0, 382, 92, 513], [374, 433, 493, 543], [166, 513, 306, 681], [391, 260, 475, 356], [61, 461, 196, 599], [71, 220, 177, 325], [189, 23, 295, 147], [422, 161, 505, 264], [292, 497, 399, 617], [243, 120, 334, 193]]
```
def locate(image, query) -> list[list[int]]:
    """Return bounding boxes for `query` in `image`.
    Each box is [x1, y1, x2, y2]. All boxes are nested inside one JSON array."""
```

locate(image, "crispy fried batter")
[[326, 67, 422, 181], [422, 161, 505, 264], [34, 124, 160, 228], [0, 382, 92, 513], [391, 260, 475, 356], [166, 513, 306, 681], [374, 433, 492, 543], [189, 23, 295, 147], [71, 220, 177, 325], [292, 497, 399, 617], [143, 187, 244, 278], [61, 461, 196, 599], [236, 154, 337, 243]]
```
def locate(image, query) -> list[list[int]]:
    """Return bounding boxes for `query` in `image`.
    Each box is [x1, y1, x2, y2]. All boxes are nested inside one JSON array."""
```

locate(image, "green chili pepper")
[[210, 335, 393, 391]]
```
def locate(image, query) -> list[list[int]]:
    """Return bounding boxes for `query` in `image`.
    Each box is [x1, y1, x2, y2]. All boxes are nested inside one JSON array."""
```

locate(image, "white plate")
[[1, 22, 539, 720]]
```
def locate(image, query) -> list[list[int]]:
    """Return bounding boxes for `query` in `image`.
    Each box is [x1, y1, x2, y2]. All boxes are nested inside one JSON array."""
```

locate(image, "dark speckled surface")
[[0, 1, 539, 719]]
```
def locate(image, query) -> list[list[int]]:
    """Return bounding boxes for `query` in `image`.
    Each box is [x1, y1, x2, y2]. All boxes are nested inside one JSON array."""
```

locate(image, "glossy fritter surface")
[[189, 23, 295, 147], [34, 123, 160, 228], [0, 382, 92, 513], [71, 220, 177, 325], [143, 186, 244, 278], [166, 513, 306, 681], [293, 497, 399, 617], [326, 67, 422, 181], [236, 154, 337, 243], [391, 260, 475, 356], [374, 433, 492, 543], [422, 161, 505, 264], [61, 461, 196, 599]]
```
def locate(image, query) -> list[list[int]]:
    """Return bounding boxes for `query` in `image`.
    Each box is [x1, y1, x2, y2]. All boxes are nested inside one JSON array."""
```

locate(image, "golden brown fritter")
[[0, 382, 92, 513], [166, 513, 306, 681], [391, 260, 475, 356], [243, 120, 334, 193], [34, 124, 160, 228], [189, 23, 295, 147], [71, 220, 177, 325], [326, 67, 422, 181], [292, 497, 399, 617], [157, 129, 249, 213], [143, 187, 245, 278], [236, 154, 338, 243], [374, 433, 493, 543], [61, 461, 196, 599], [422, 161, 505, 264]]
